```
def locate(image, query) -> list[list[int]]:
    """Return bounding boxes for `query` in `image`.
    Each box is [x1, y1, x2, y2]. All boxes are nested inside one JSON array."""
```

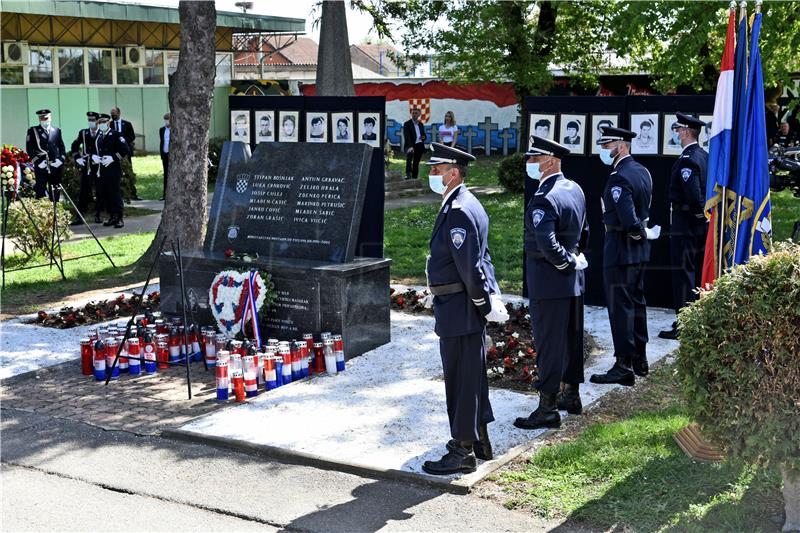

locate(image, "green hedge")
[[677, 243, 800, 476], [497, 152, 526, 194]]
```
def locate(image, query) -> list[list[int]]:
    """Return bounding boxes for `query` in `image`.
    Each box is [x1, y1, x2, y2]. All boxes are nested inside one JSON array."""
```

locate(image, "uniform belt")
[[671, 203, 692, 211], [605, 218, 648, 232], [429, 282, 465, 296], [527, 248, 578, 259]]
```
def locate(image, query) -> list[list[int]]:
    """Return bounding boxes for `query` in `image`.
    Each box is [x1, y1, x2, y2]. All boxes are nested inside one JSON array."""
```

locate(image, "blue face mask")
[[526, 162, 542, 180], [88, 121, 96, 129], [671, 130, 681, 145], [428, 172, 447, 195], [599, 147, 615, 166], [98, 123, 109, 133]]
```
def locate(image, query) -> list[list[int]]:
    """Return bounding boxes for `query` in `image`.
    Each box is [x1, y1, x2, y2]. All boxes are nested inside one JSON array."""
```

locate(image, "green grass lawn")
[[494, 363, 784, 532], [771, 189, 800, 242], [131, 155, 165, 201], [1, 231, 155, 314], [386, 153, 505, 188]]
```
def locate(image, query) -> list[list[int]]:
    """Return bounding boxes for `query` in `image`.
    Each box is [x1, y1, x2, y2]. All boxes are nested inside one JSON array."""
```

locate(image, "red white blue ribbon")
[[240, 269, 262, 347]]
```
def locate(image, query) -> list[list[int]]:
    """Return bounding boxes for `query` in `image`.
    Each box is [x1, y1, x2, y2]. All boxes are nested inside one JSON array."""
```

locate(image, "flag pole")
[[718, 0, 737, 278]]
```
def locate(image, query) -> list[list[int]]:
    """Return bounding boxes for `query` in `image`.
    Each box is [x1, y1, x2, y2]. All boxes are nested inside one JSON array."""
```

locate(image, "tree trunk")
[[138, 1, 216, 266], [316, 0, 355, 96], [783, 466, 800, 532]]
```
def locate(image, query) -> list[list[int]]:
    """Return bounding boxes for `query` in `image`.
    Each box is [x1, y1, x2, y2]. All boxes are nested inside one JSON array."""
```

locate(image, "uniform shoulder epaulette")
[[451, 199, 462, 210]]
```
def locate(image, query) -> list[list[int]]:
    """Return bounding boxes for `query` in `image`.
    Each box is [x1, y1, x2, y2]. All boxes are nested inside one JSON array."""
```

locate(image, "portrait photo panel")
[[558, 113, 587, 155], [629, 113, 660, 155], [590, 114, 620, 154], [358, 112, 381, 148], [230, 110, 250, 143], [699, 114, 713, 150], [332, 112, 354, 143], [662, 113, 683, 156], [254, 110, 275, 143], [528, 113, 557, 145], [306, 112, 328, 143], [278, 111, 299, 143]]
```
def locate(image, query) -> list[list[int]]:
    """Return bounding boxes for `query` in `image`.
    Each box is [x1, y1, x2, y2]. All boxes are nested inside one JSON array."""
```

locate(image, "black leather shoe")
[[557, 384, 583, 415], [95, 215, 102, 224], [590, 363, 635, 386], [633, 355, 649, 377], [113, 219, 124, 229], [103, 218, 115, 227], [473, 424, 493, 460], [658, 327, 679, 340], [514, 392, 561, 430], [422, 440, 476, 475]]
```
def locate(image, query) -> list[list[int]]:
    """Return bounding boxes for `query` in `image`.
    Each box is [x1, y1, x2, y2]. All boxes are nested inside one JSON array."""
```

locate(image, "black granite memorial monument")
[[158, 141, 391, 358]]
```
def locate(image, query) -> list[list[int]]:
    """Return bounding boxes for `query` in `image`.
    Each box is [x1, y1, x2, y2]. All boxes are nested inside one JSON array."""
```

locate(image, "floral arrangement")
[[209, 268, 277, 339], [33, 291, 161, 328], [1, 145, 34, 199]]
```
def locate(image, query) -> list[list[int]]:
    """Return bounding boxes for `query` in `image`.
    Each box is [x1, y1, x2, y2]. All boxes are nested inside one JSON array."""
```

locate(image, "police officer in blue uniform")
[[422, 142, 508, 476], [590, 127, 660, 386], [514, 136, 590, 430], [93, 114, 131, 229], [70, 111, 102, 224], [25, 109, 67, 201], [659, 113, 709, 340]]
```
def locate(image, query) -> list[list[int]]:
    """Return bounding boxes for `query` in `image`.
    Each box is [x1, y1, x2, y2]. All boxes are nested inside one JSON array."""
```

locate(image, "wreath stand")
[[1, 183, 116, 289]]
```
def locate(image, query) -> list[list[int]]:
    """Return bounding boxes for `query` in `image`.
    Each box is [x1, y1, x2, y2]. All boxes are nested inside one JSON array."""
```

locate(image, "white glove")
[[484, 294, 509, 323], [37, 160, 48, 169], [572, 253, 588, 271], [75, 157, 85, 167], [421, 293, 433, 309], [50, 159, 62, 168], [101, 155, 113, 167], [645, 225, 662, 240], [91, 155, 101, 164]]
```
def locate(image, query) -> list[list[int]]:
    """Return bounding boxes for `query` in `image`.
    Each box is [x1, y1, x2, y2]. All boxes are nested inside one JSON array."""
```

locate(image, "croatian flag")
[[701, 7, 736, 286]]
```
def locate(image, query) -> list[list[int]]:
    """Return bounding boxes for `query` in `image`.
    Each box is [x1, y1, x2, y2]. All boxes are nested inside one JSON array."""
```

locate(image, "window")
[[89, 49, 112, 84], [29, 47, 53, 83], [143, 50, 164, 84], [0, 66, 24, 85], [215, 53, 232, 87], [58, 47, 84, 84]]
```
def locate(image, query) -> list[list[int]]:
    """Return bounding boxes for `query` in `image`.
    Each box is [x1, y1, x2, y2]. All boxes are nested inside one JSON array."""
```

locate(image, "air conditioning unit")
[[2, 42, 30, 65], [119, 46, 146, 68]]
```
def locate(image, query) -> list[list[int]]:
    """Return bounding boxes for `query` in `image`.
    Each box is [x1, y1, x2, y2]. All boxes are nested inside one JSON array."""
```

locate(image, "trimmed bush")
[[676, 243, 800, 477], [6, 197, 72, 262], [497, 151, 526, 194]]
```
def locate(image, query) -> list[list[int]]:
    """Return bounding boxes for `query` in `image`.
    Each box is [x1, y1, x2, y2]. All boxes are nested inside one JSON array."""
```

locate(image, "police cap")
[[596, 126, 636, 145], [35, 109, 52, 117], [526, 135, 570, 158], [425, 142, 476, 166], [86, 111, 99, 119], [97, 113, 111, 121], [673, 112, 706, 131]]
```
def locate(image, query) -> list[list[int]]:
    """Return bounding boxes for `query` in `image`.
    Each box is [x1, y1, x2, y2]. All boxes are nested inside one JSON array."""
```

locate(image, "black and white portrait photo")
[[230, 111, 250, 143], [306, 112, 328, 143], [254, 110, 274, 143], [699, 114, 712, 149], [590, 114, 619, 154], [528, 113, 556, 144], [630, 113, 659, 155], [278, 111, 299, 143], [358, 112, 381, 148], [558, 113, 586, 154], [662, 113, 683, 156], [332, 112, 353, 143]]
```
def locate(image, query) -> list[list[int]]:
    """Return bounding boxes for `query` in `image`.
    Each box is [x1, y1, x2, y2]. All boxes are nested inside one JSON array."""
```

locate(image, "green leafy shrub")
[[6, 197, 72, 262], [61, 158, 137, 213], [207, 137, 226, 185], [676, 243, 800, 476], [497, 151, 527, 194]]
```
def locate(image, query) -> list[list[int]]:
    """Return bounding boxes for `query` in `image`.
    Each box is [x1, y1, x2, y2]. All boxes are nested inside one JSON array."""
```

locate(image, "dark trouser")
[[405, 142, 425, 179], [530, 295, 585, 393], [33, 167, 63, 202], [161, 154, 169, 197], [670, 231, 706, 314], [99, 172, 123, 220], [76, 167, 95, 215], [439, 330, 494, 441], [604, 264, 648, 362]]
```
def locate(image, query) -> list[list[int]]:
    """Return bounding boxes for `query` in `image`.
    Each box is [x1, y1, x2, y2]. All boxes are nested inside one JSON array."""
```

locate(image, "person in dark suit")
[[159, 113, 170, 201], [422, 143, 508, 476], [110, 106, 141, 200], [26, 109, 66, 201], [94, 114, 131, 228], [590, 126, 660, 386], [659, 113, 709, 340], [403, 108, 427, 179], [514, 136, 589, 431], [70, 111, 101, 224]]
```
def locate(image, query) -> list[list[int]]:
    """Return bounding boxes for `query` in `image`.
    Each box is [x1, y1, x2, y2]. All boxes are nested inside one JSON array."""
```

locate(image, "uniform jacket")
[[525, 173, 589, 300], [111, 118, 136, 149], [669, 142, 708, 236], [403, 119, 427, 148], [94, 130, 131, 179], [25, 125, 66, 171], [71, 128, 100, 178], [602, 155, 653, 267], [428, 185, 500, 338]]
